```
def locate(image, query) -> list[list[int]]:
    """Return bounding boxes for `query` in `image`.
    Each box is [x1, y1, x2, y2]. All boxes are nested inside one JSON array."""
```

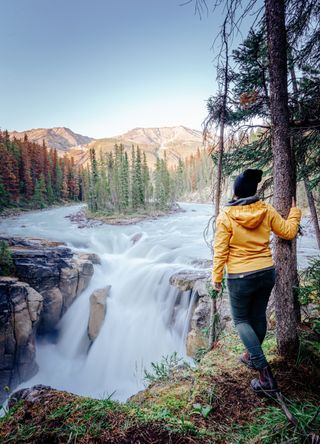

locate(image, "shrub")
[[0, 241, 15, 276], [298, 257, 320, 334]]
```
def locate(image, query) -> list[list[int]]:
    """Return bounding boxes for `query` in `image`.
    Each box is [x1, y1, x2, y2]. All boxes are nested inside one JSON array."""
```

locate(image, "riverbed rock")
[[88, 286, 111, 342], [130, 233, 143, 244], [186, 295, 211, 356], [169, 269, 232, 358], [8, 384, 53, 409], [1, 237, 95, 334], [169, 270, 209, 291], [78, 252, 101, 265], [0, 277, 43, 403]]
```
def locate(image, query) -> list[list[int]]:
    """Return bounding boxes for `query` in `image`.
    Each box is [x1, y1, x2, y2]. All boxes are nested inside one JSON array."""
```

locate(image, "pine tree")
[[119, 149, 129, 210], [142, 152, 150, 205], [46, 172, 55, 204], [88, 148, 98, 211], [20, 141, 33, 199], [135, 146, 145, 207], [0, 241, 15, 276], [265, 0, 299, 356], [32, 174, 47, 208], [0, 178, 9, 209], [130, 146, 139, 209]]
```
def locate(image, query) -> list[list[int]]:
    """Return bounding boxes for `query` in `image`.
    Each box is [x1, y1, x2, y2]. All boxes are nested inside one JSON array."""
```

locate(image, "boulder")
[[170, 268, 232, 358], [0, 277, 43, 403], [39, 287, 63, 331], [88, 286, 111, 342], [169, 270, 209, 291], [8, 384, 53, 409], [130, 233, 143, 244], [77, 252, 101, 265], [186, 295, 211, 357]]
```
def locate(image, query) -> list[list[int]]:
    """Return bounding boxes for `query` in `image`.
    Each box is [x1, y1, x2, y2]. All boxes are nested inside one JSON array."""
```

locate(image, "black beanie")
[[234, 169, 263, 198]]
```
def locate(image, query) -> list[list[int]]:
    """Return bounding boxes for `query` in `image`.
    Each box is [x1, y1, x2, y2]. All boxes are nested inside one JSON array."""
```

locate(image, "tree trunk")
[[214, 115, 225, 218], [209, 33, 229, 350], [265, 0, 299, 356]]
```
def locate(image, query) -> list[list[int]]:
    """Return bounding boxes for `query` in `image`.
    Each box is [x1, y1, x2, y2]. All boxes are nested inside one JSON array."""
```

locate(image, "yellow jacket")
[[212, 200, 302, 283]]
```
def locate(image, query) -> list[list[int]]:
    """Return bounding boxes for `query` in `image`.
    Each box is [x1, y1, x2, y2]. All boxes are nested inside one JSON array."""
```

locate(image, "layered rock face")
[[169, 269, 232, 358], [1, 237, 96, 333], [0, 237, 97, 402], [0, 277, 43, 402]]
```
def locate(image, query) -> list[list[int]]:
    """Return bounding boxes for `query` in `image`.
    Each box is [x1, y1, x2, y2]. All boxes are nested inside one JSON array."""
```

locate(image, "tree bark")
[[209, 30, 229, 350], [265, 0, 299, 356]]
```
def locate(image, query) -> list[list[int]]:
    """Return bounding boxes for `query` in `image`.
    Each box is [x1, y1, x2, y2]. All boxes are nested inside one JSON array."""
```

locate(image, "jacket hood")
[[225, 195, 259, 206], [224, 200, 268, 229]]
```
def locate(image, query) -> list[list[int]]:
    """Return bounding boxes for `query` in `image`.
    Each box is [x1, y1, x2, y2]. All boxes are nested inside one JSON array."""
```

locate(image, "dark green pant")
[[227, 268, 276, 369]]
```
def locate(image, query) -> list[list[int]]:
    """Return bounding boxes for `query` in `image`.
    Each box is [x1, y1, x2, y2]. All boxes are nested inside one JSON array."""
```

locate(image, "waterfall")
[[0, 202, 316, 402], [0, 203, 215, 401]]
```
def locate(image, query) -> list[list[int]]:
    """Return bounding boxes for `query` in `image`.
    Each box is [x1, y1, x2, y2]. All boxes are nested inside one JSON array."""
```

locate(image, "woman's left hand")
[[213, 282, 222, 292]]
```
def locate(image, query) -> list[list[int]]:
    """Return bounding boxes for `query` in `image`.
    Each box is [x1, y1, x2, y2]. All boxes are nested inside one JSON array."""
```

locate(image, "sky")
[[0, 0, 252, 138]]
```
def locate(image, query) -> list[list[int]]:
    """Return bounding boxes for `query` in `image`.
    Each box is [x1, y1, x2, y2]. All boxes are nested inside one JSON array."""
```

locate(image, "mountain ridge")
[[9, 127, 95, 153], [9, 125, 204, 168]]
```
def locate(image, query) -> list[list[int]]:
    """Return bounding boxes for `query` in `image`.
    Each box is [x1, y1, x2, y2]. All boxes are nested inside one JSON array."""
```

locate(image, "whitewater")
[[0, 203, 317, 401]]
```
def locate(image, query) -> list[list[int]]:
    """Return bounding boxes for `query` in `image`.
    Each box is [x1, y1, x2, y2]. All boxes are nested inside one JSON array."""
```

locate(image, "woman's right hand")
[[291, 197, 296, 207]]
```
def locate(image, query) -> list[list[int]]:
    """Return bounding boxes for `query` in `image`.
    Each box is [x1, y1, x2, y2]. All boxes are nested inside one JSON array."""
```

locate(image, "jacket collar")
[[225, 195, 260, 207]]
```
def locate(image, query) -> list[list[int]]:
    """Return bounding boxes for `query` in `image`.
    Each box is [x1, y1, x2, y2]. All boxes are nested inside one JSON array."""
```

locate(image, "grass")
[[235, 401, 320, 444], [1, 330, 319, 443]]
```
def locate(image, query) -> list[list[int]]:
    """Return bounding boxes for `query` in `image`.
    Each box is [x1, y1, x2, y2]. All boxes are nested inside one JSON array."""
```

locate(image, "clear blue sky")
[[0, 0, 251, 138]]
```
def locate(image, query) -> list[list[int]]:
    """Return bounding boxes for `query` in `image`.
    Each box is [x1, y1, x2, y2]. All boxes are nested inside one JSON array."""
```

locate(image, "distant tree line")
[[83, 144, 175, 213], [0, 131, 81, 210], [171, 148, 212, 200], [0, 130, 212, 214], [84, 144, 212, 214]]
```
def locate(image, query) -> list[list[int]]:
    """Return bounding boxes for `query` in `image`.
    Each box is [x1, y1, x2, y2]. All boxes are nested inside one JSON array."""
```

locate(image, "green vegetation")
[[83, 143, 213, 220], [0, 241, 15, 276], [298, 257, 320, 334], [1, 330, 319, 443], [84, 144, 173, 215], [143, 352, 187, 384], [236, 402, 320, 444]]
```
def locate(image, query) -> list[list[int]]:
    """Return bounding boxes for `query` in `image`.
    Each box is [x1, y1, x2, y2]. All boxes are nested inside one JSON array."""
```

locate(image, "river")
[[0, 203, 317, 401]]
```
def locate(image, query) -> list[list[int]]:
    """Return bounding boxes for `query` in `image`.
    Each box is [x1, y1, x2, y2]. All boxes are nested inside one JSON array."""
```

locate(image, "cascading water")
[[0, 202, 315, 401], [0, 203, 215, 401]]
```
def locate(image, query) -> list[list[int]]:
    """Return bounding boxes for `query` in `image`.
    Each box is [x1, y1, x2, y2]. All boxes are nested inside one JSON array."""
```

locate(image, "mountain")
[[9, 125, 204, 168], [70, 126, 204, 168], [9, 127, 94, 152]]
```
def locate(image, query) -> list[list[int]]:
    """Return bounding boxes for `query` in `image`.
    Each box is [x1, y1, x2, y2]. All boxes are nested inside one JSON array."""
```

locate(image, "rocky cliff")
[[169, 267, 232, 357], [0, 278, 42, 402], [0, 237, 98, 402]]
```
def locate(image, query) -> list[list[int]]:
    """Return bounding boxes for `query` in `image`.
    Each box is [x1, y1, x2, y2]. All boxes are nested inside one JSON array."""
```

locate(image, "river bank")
[[66, 203, 186, 228], [0, 202, 186, 227], [0, 201, 82, 220], [1, 330, 319, 443]]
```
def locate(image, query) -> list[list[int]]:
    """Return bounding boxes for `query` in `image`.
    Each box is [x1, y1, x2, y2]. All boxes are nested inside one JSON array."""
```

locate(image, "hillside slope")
[[9, 127, 94, 153], [71, 126, 204, 168]]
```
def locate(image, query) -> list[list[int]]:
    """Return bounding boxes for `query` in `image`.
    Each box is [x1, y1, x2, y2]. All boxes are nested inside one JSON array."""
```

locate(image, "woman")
[[212, 169, 301, 397]]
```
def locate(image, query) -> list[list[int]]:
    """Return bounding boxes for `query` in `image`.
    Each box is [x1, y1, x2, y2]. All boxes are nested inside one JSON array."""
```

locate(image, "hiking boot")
[[251, 365, 279, 398], [239, 351, 255, 369]]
